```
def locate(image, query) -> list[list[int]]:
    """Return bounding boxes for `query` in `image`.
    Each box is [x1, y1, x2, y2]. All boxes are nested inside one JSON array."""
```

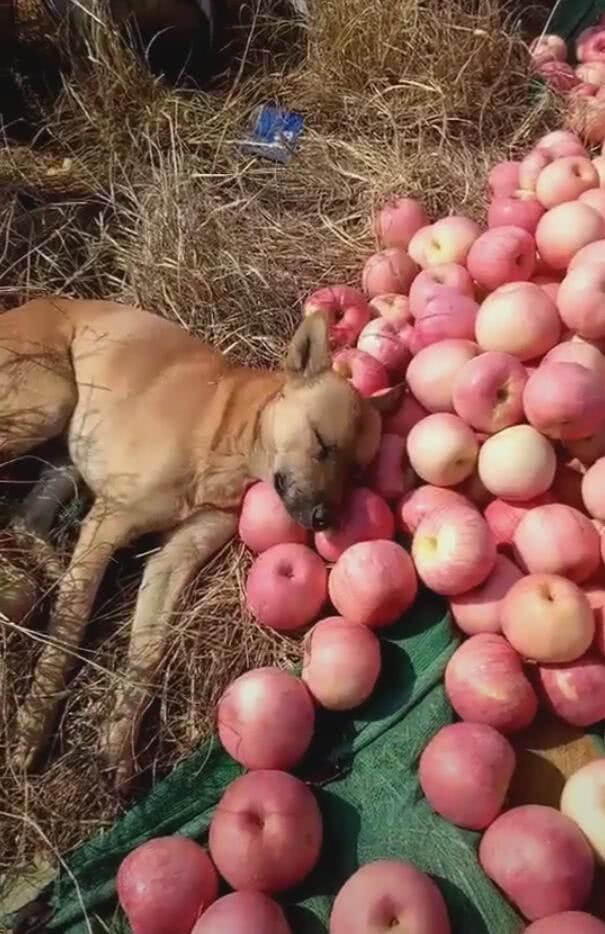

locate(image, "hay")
[[0, 0, 560, 893]]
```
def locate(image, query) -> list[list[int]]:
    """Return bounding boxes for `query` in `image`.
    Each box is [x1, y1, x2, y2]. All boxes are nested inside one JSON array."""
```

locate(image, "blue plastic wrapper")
[[240, 104, 304, 164]]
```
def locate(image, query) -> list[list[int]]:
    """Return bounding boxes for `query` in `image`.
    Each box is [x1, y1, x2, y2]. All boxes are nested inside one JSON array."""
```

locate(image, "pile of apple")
[[114, 125, 605, 933], [530, 19, 605, 146]]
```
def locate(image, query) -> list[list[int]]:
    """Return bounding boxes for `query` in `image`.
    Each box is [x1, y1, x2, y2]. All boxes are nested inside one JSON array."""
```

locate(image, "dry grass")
[[0, 0, 561, 893]]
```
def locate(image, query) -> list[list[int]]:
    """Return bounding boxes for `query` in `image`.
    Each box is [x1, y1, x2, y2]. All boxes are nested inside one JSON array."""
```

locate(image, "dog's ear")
[[367, 383, 406, 414], [285, 312, 331, 381]]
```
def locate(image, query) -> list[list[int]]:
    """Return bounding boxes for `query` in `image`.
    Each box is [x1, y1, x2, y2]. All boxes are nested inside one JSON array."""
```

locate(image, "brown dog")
[[0, 296, 389, 785]]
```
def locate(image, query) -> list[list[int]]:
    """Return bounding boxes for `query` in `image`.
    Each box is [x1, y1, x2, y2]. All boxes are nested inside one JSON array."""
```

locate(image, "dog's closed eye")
[[313, 429, 331, 462]]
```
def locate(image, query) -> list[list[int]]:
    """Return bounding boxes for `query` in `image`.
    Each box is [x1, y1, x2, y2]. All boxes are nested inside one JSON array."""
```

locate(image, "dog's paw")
[[12, 705, 52, 772]]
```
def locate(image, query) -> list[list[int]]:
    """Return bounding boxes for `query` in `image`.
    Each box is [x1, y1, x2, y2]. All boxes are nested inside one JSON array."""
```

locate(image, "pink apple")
[[578, 62, 605, 85], [595, 156, 605, 186], [408, 263, 474, 317], [519, 149, 553, 192], [365, 432, 415, 502], [450, 553, 523, 636], [558, 262, 605, 340], [484, 494, 555, 548], [537, 60, 580, 92], [412, 504, 496, 596], [525, 915, 605, 934], [332, 348, 390, 397], [577, 25, 605, 62], [501, 573, 595, 662], [543, 339, 605, 378], [479, 806, 594, 920], [191, 892, 291, 934], [467, 226, 536, 291], [444, 633, 538, 732], [405, 338, 478, 412], [362, 248, 418, 298], [452, 351, 528, 433], [217, 667, 315, 770], [245, 544, 328, 631], [581, 187, 605, 226], [488, 191, 545, 233], [302, 616, 381, 711], [383, 391, 428, 436], [368, 292, 412, 324], [407, 413, 478, 487], [582, 457, 605, 521], [478, 425, 556, 501], [569, 239, 605, 269], [561, 760, 605, 864], [513, 504, 601, 584], [530, 35, 568, 67], [475, 281, 560, 360], [374, 197, 429, 250], [328, 539, 418, 628], [408, 215, 480, 268], [303, 285, 370, 348], [419, 722, 515, 830], [117, 838, 218, 934], [396, 485, 471, 536], [356, 317, 410, 377], [538, 653, 605, 727], [409, 289, 478, 352], [536, 129, 588, 159], [239, 482, 309, 553], [488, 160, 521, 197], [536, 156, 599, 209], [329, 860, 451, 934], [208, 770, 322, 893], [571, 82, 601, 97], [536, 202, 605, 271], [315, 487, 394, 562], [532, 274, 560, 302], [523, 361, 605, 441]]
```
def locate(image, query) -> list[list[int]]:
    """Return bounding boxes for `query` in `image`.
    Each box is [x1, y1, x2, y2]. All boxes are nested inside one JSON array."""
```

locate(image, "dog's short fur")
[[0, 297, 389, 785]]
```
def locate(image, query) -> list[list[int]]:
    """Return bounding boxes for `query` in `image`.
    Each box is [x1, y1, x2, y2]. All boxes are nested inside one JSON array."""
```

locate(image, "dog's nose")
[[311, 504, 330, 531]]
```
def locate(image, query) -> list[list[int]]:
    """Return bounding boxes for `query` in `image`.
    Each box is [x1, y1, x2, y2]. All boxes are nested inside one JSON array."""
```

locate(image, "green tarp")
[[13, 592, 523, 934]]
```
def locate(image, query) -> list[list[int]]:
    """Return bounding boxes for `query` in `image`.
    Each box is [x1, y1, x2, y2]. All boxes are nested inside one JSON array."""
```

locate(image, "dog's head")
[[263, 312, 402, 531]]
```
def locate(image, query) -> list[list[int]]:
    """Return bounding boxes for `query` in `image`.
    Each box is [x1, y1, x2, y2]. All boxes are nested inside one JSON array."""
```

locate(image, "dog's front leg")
[[102, 509, 237, 789], [13, 501, 136, 771]]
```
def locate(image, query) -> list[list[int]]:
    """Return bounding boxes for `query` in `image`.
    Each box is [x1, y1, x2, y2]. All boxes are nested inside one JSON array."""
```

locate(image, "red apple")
[[569, 239, 605, 270], [409, 289, 478, 352], [412, 504, 496, 596], [217, 667, 315, 770], [191, 892, 291, 934], [302, 616, 381, 710], [538, 653, 605, 726], [408, 215, 480, 268], [356, 317, 410, 378], [513, 504, 601, 584], [537, 60, 580, 92], [117, 837, 219, 934], [536, 130, 587, 159], [406, 413, 478, 487], [525, 914, 605, 934], [535, 156, 599, 209], [329, 860, 451, 934], [501, 573, 595, 663], [405, 339, 478, 413], [520, 149, 553, 193], [304, 285, 370, 348], [543, 339, 605, 379], [315, 487, 394, 562], [396, 485, 471, 536], [368, 292, 412, 324], [374, 197, 429, 250], [419, 722, 515, 829], [383, 391, 428, 437], [484, 493, 554, 547], [488, 191, 545, 233], [239, 482, 309, 553], [444, 633, 538, 732], [475, 281, 561, 360], [478, 425, 556, 501], [583, 457, 605, 521], [452, 351, 527, 433], [408, 263, 474, 317], [488, 161, 521, 198], [467, 226, 536, 291], [366, 432, 415, 502], [529, 36, 568, 67], [332, 348, 390, 397], [245, 543, 328, 631], [536, 202, 605, 271], [362, 248, 418, 298], [479, 805, 594, 920], [558, 262, 605, 341], [561, 759, 605, 864], [328, 539, 418, 628], [523, 362, 605, 441], [450, 553, 523, 635], [577, 25, 605, 62]]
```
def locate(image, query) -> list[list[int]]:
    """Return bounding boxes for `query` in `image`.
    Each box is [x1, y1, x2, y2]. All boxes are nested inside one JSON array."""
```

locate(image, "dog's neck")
[[247, 373, 286, 483]]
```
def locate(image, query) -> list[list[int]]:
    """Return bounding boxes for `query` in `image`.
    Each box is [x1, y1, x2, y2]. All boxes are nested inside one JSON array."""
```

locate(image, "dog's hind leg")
[[12, 499, 137, 771], [12, 457, 81, 539], [102, 508, 237, 789]]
